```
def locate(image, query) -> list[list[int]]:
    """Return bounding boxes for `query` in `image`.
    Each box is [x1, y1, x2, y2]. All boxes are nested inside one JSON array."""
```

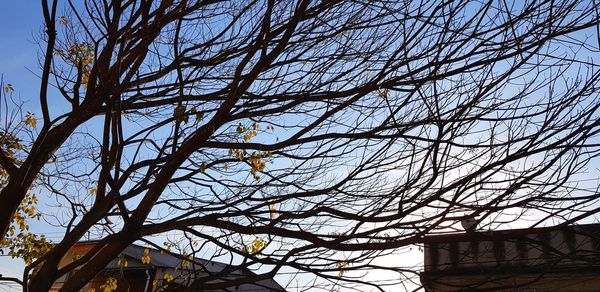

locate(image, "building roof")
[[118, 243, 233, 273], [53, 241, 286, 291]]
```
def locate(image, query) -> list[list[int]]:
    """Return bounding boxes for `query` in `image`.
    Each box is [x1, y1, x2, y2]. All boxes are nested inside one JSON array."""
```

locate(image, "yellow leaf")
[[236, 124, 244, 134], [100, 277, 118, 292], [378, 88, 389, 99], [25, 115, 36, 128], [173, 104, 187, 123], [141, 254, 151, 264], [269, 203, 277, 220], [195, 111, 204, 121], [3, 84, 14, 94], [164, 273, 174, 282], [335, 261, 350, 278], [182, 254, 192, 269]]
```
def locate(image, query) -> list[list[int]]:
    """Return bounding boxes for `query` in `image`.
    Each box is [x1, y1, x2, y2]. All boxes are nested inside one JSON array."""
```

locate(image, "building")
[[421, 223, 600, 291], [51, 241, 286, 292]]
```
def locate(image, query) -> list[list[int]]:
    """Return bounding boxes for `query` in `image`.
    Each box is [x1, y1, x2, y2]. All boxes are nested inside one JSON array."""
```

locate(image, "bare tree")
[[1, 0, 600, 291]]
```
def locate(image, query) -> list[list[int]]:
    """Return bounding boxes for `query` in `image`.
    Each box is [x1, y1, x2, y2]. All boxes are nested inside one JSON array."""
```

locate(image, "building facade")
[[421, 224, 600, 291]]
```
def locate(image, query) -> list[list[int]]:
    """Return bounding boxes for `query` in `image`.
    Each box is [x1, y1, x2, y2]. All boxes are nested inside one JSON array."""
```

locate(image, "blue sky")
[[0, 1, 42, 99], [1, 2, 600, 291], [0, 2, 43, 287], [0, 3, 417, 290]]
